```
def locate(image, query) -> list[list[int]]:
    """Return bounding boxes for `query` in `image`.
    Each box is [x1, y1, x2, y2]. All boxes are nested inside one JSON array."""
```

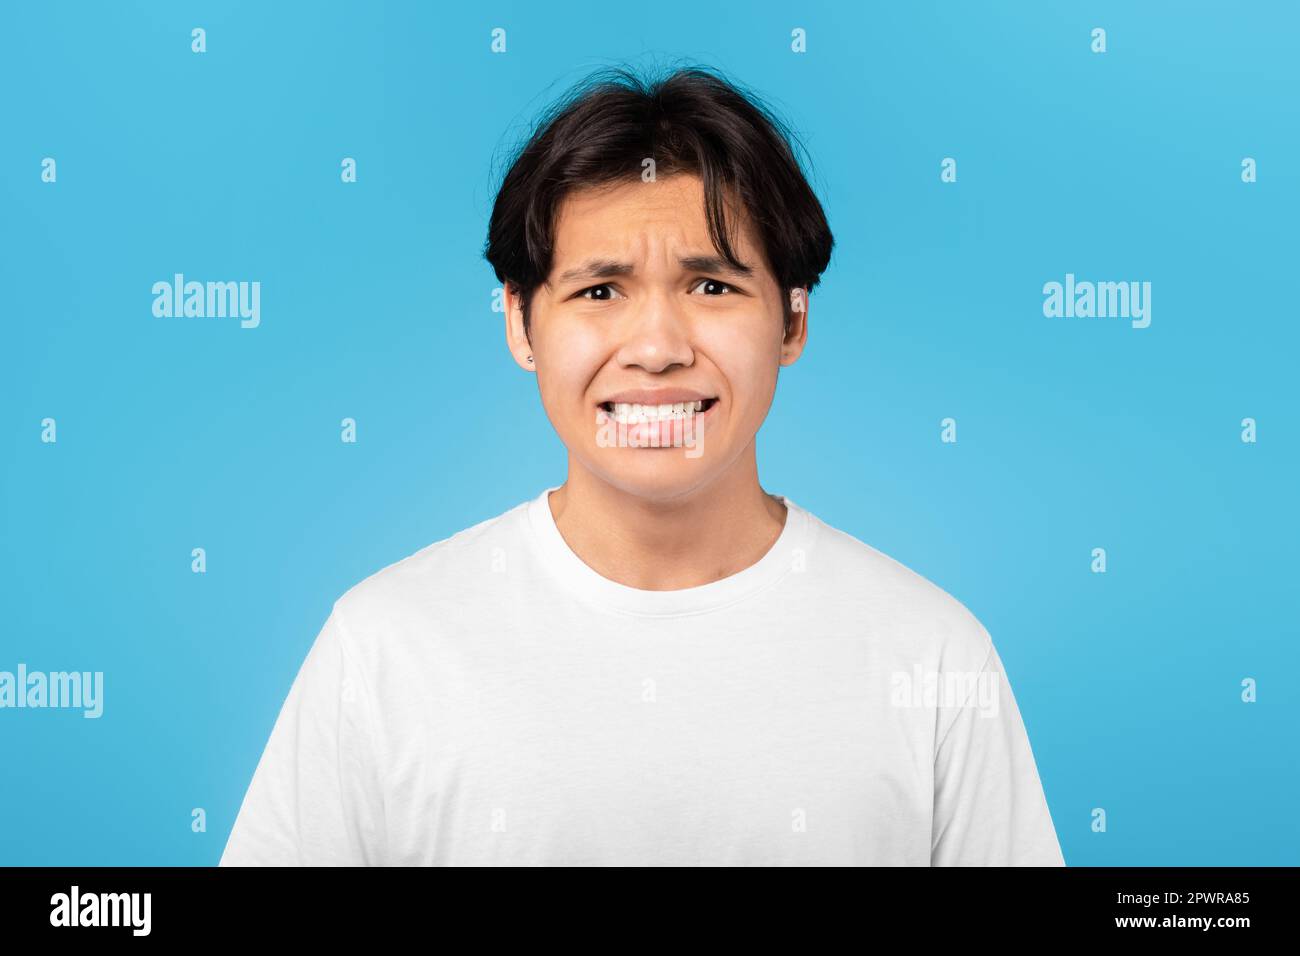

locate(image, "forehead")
[[549, 173, 764, 269]]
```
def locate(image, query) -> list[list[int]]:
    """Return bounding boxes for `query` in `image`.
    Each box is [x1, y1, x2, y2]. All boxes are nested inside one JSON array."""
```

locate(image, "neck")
[[548, 447, 788, 590]]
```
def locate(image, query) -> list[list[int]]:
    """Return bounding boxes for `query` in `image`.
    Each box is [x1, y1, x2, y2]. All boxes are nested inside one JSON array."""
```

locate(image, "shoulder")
[[798, 504, 994, 669], [330, 497, 531, 631]]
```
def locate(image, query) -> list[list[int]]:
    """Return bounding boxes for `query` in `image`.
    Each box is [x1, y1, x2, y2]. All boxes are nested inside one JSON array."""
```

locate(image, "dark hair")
[[484, 64, 834, 341]]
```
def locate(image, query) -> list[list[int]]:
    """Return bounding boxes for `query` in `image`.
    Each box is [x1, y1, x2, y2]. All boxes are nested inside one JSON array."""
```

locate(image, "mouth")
[[597, 397, 719, 424], [595, 397, 720, 450]]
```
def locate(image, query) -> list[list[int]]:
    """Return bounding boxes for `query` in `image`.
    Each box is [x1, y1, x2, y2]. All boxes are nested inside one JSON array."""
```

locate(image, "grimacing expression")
[[514, 173, 806, 502]]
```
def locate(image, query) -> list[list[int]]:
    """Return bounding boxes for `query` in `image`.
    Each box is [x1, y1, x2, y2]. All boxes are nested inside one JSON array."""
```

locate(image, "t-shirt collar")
[[524, 485, 811, 617]]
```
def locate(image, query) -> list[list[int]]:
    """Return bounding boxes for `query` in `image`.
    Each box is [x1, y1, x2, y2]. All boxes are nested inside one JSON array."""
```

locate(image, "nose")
[[613, 287, 695, 373]]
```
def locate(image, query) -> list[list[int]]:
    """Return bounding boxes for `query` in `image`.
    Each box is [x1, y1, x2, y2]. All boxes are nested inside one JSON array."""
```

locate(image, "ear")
[[779, 287, 810, 367], [503, 283, 535, 372]]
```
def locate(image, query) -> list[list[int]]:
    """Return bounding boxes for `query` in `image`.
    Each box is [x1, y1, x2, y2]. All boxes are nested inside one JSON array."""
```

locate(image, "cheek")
[[536, 323, 605, 413], [730, 361, 779, 420], [699, 323, 781, 405]]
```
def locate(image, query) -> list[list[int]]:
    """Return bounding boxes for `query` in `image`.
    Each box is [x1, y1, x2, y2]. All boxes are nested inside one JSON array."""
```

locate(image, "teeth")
[[605, 400, 706, 425]]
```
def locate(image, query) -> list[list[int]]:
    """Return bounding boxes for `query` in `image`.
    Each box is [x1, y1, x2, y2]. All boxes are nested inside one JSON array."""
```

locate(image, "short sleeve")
[[930, 641, 1064, 866], [219, 606, 387, 866]]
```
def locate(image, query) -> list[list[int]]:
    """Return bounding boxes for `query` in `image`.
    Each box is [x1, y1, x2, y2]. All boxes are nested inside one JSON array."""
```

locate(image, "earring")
[[527, 355, 534, 364]]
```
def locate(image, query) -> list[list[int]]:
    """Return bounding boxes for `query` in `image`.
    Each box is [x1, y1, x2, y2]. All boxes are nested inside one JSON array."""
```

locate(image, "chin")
[[582, 451, 721, 504]]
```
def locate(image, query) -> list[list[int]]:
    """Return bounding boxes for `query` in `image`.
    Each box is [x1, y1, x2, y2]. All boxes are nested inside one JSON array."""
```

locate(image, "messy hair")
[[484, 64, 834, 339]]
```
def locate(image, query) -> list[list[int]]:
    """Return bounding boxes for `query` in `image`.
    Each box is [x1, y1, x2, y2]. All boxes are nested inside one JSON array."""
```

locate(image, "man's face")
[[506, 173, 807, 503]]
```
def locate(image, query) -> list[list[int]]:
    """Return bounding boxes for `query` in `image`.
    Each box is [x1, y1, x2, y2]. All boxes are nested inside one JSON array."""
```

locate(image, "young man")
[[220, 66, 1065, 866]]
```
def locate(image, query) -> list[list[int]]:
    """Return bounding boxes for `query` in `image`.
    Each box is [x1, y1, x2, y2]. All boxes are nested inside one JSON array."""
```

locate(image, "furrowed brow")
[[553, 255, 755, 285], [555, 259, 635, 283], [678, 255, 754, 279]]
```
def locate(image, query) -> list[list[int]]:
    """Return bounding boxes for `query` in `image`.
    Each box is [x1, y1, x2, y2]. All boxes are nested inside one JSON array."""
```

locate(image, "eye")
[[691, 278, 738, 296], [577, 283, 624, 301]]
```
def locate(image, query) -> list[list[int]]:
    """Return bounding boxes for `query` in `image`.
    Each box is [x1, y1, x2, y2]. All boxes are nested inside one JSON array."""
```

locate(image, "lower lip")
[[596, 401, 719, 448]]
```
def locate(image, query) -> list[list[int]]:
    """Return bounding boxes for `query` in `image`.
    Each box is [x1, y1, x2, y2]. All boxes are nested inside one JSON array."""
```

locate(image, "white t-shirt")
[[220, 487, 1065, 866]]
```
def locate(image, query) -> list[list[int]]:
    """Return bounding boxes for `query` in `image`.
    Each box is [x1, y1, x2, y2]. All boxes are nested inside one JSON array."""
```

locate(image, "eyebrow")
[[554, 255, 755, 284]]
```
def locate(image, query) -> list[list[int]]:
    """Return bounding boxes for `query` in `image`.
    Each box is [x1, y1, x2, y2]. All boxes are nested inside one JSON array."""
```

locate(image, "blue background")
[[1, 0, 1295, 865]]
